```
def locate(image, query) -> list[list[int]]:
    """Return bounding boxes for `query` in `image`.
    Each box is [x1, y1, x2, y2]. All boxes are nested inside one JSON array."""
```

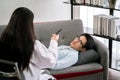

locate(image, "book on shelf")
[[75, 0, 84, 4], [114, 19, 120, 39], [102, 15, 118, 37], [73, 0, 104, 6], [93, 14, 120, 38], [93, 0, 100, 6], [93, 14, 107, 35], [108, 17, 120, 38], [101, 15, 107, 35], [85, 0, 91, 4]]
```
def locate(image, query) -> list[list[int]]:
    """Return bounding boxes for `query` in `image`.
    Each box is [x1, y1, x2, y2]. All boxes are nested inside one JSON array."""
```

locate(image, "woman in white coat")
[[0, 7, 59, 80]]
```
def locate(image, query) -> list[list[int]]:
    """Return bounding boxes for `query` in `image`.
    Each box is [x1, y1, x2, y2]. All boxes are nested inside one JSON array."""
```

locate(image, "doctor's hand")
[[51, 34, 59, 42]]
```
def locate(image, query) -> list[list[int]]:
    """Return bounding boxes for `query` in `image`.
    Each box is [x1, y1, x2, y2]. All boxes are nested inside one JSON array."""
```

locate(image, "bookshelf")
[[64, 0, 120, 68]]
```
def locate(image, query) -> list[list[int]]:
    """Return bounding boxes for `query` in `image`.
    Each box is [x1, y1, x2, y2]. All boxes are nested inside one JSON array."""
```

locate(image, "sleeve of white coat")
[[31, 40, 58, 69]]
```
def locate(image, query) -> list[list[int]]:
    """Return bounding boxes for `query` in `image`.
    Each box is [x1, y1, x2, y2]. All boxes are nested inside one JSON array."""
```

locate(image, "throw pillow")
[[75, 49, 100, 65]]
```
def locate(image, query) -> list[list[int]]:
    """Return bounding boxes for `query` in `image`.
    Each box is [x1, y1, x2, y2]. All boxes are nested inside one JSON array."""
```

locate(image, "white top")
[[23, 40, 58, 80]]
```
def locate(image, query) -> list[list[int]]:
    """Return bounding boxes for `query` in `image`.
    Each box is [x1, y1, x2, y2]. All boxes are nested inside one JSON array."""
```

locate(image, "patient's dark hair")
[[80, 33, 96, 50]]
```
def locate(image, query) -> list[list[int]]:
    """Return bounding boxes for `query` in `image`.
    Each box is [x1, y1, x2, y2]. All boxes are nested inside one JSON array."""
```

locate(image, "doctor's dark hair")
[[0, 7, 35, 71], [80, 33, 95, 50]]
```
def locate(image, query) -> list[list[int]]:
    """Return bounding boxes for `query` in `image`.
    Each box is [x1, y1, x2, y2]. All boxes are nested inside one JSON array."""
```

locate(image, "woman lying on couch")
[[50, 33, 96, 70]]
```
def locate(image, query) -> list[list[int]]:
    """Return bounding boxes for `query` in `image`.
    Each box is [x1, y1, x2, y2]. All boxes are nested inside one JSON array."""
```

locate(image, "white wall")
[[0, 0, 71, 25]]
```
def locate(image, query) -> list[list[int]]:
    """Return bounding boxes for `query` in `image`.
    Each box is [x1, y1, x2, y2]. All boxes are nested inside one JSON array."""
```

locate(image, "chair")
[[0, 59, 23, 80]]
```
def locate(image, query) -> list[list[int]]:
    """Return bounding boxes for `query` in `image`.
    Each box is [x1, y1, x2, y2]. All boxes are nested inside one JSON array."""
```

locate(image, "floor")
[[109, 68, 120, 80]]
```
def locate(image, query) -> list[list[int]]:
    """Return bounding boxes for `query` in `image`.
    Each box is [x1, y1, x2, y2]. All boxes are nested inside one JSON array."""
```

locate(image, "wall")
[[0, 0, 71, 25]]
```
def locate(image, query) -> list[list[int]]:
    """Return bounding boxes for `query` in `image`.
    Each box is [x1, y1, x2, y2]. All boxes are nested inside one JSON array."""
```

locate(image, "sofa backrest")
[[34, 19, 83, 47], [0, 19, 83, 47]]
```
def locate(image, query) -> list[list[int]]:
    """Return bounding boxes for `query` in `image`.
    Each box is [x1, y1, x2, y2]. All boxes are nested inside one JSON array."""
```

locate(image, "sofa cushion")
[[50, 62, 103, 75], [50, 63, 103, 79], [75, 49, 100, 65]]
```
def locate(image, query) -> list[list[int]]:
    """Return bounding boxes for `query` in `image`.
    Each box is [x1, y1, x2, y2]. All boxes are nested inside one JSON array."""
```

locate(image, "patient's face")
[[70, 35, 87, 51]]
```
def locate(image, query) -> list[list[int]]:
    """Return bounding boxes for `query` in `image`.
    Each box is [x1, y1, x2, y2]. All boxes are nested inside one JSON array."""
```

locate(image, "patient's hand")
[[51, 34, 59, 42]]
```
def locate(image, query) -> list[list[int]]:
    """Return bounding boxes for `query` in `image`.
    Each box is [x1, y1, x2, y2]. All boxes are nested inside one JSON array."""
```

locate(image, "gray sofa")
[[0, 19, 109, 80]]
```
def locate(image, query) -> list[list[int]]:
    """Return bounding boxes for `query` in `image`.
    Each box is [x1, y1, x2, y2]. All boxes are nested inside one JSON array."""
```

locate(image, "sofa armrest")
[[94, 37, 109, 80]]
